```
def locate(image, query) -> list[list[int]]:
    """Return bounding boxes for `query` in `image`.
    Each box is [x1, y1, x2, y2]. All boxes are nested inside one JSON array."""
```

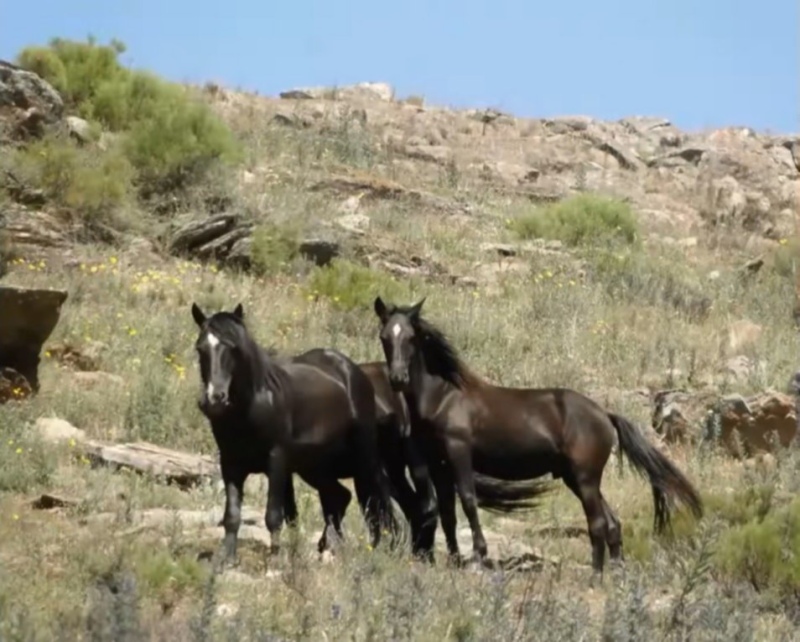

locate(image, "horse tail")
[[608, 412, 703, 533], [473, 473, 554, 514]]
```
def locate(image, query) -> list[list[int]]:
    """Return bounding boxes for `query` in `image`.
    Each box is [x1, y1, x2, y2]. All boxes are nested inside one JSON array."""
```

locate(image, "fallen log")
[[79, 439, 219, 489]]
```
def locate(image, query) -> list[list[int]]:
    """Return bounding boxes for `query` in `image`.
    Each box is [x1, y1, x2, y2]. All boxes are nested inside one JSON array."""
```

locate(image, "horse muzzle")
[[388, 371, 411, 392]]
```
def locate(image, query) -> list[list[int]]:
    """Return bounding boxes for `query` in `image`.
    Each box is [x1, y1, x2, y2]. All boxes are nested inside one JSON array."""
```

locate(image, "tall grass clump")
[[508, 193, 639, 247], [15, 36, 240, 204]]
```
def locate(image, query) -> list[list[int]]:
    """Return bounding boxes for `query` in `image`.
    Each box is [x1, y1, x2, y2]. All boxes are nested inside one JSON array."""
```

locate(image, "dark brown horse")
[[191, 302, 397, 565], [358, 361, 552, 561], [373, 296, 704, 575]]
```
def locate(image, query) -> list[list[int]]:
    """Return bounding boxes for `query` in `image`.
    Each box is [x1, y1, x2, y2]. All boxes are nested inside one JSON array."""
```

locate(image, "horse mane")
[[205, 313, 288, 393], [398, 306, 484, 391]]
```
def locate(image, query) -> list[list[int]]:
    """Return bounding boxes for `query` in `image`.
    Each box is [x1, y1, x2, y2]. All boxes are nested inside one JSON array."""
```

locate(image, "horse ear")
[[374, 296, 389, 322], [232, 303, 244, 320], [409, 297, 426, 319], [191, 302, 206, 327]]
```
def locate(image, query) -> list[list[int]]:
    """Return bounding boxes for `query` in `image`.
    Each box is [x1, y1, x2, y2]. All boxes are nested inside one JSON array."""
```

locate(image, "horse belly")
[[472, 430, 559, 481]]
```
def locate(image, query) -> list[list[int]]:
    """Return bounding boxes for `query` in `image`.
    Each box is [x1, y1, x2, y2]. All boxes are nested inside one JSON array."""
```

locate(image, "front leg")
[[428, 459, 460, 562], [446, 438, 488, 562], [403, 435, 438, 559], [221, 464, 247, 566], [265, 447, 290, 554]]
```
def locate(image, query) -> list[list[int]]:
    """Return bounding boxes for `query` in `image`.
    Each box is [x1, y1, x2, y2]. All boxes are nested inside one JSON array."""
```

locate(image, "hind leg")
[[602, 497, 623, 563], [353, 468, 396, 550], [306, 477, 352, 553], [284, 476, 298, 528], [563, 471, 609, 580]]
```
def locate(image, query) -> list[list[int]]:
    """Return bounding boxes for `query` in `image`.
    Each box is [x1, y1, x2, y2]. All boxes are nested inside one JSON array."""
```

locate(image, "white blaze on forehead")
[[204, 332, 220, 399], [392, 323, 402, 337]]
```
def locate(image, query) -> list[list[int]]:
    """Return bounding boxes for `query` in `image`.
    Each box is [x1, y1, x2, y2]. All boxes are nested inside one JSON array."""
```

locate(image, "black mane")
[[394, 304, 480, 390]]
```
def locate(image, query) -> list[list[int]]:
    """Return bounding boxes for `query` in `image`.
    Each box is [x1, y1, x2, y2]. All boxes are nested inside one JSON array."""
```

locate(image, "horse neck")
[[232, 338, 275, 405], [406, 349, 452, 414]]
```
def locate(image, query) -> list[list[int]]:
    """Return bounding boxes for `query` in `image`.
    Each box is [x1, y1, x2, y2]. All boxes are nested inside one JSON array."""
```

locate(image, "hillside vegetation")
[[1, 37, 800, 641]]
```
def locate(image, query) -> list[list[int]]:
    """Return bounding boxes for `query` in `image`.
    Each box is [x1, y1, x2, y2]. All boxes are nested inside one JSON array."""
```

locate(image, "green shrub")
[[9, 134, 134, 225], [508, 193, 639, 247], [250, 222, 300, 276], [714, 496, 800, 596], [306, 259, 412, 312], [15, 37, 240, 201]]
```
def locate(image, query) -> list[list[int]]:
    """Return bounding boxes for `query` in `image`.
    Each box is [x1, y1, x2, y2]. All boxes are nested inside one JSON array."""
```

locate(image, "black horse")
[[373, 296, 703, 576], [191, 302, 397, 564]]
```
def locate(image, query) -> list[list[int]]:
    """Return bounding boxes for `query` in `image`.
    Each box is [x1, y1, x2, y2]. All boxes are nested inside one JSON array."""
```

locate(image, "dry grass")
[[2, 83, 800, 641]]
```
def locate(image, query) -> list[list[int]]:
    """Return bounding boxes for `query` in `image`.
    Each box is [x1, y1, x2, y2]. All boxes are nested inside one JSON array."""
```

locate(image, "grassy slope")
[[1, 81, 800, 640]]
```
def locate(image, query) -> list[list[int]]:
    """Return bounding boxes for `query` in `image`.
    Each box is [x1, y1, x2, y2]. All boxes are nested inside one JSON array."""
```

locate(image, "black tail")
[[473, 473, 554, 514], [609, 412, 703, 533]]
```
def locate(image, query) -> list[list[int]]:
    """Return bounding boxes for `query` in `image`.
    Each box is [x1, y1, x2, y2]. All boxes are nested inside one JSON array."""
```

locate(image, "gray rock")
[[0, 285, 68, 391]]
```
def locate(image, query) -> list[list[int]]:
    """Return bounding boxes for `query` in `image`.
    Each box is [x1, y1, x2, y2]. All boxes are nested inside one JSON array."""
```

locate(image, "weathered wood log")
[[169, 213, 238, 254], [79, 439, 219, 489]]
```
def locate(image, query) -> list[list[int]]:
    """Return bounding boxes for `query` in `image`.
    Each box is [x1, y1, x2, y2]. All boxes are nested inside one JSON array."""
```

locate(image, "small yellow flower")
[[15, 447, 23, 454], [12, 514, 19, 521], [128, 328, 137, 337], [109, 256, 118, 265], [568, 280, 576, 286], [68, 438, 76, 448], [44, 350, 51, 358], [89, 266, 98, 273], [779, 238, 788, 246]]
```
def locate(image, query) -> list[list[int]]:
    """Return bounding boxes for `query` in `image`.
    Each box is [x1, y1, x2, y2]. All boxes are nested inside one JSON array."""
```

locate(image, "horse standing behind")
[[373, 296, 703, 577], [191, 302, 397, 565]]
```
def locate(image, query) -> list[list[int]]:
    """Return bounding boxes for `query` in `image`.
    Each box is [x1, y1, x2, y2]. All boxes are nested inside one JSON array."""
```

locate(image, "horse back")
[[289, 348, 377, 424]]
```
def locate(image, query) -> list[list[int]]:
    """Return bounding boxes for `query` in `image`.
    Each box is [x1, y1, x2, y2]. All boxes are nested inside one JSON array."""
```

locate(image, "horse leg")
[[563, 470, 609, 581], [284, 475, 298, 528], [383, 449, 425, 556], [353, 468, 386, 550], [428, 459, 460, 563], [264, 448, 290, 555], [444, 439, 488, 563], [602, 497, 623, 563], [402, 435, 438, 561], [311, 478, 352, 554], [220, 463, 247, 566]]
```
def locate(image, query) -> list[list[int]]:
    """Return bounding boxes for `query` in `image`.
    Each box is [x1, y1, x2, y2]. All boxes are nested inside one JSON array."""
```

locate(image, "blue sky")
[[1, 0, 797, 133]]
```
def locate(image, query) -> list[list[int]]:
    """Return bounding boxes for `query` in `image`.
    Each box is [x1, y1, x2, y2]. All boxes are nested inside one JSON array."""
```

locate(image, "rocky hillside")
[[207, 80, 799, 241], [2, 62, 798, 279]]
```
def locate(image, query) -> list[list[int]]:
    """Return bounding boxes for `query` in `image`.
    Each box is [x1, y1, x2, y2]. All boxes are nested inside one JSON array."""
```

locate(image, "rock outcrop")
[[653, 387, 797, 456], [0, 59, 64, 142], [0, 285, 68, 398], [215, 82, 799, 243]]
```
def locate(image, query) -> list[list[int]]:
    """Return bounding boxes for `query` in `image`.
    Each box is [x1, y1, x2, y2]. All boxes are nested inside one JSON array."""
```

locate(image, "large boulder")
[[0, 285, 68, 397], [0, 59, 64, 142]]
